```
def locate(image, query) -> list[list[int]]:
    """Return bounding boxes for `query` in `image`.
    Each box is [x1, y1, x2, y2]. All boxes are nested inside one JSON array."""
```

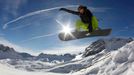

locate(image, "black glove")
[[59, 8, 66, 11]]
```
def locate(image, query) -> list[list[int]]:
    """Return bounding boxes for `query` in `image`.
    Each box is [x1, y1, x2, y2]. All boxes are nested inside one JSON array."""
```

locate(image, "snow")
[[0, 62, 64, 75], [0, 59, 56, 71], [72, 41, 134, 75], [0, 38, 134, 75]]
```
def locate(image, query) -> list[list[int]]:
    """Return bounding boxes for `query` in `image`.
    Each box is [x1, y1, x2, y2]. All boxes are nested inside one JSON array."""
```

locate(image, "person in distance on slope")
[[60, 5, 99, 34]]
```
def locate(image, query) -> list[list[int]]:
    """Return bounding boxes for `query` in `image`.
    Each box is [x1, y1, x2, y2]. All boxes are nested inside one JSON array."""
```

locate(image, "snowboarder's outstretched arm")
[[59, 8, 79, 15]]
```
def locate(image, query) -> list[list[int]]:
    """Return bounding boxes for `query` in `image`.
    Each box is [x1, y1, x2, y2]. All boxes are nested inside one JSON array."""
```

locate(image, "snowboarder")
[[59, 5, 99, 34], [58, 5, 111, 41]]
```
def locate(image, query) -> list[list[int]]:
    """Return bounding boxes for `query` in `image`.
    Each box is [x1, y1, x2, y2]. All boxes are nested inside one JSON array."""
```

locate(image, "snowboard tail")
[[58, 29, 112, 41]]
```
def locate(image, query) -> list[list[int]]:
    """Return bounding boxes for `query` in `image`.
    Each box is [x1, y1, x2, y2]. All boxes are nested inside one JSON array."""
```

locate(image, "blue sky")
[[0, 0, 134, 54]]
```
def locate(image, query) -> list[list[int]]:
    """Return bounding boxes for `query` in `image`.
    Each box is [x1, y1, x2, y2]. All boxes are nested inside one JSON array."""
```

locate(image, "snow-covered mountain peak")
[[0, 44, 15, 52], [0, 44, 23, 59], [83, 38, 133, 57], [37, 53, 75, 62]]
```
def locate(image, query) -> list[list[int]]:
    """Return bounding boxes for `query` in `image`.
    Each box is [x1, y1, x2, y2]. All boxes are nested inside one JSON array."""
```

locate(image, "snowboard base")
[[58, 29, 112, 41]]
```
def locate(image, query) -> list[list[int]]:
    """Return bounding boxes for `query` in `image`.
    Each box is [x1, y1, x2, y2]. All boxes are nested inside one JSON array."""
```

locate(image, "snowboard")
[[58, 28, 112, 41]]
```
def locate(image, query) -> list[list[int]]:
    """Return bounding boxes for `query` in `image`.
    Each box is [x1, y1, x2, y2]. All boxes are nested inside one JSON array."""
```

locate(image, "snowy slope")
[[0, 59, 56, 71], [73, 40, 134, 75], [0, 62, 64, 75]]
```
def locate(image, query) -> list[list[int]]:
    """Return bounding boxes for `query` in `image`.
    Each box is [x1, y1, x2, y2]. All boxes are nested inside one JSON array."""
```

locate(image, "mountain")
[[0, 44, 34, 60], [0, 44, 23, 59], [0, 44, 75, 62], [83, 38, 133, 57], [36, 53, 75, 62]]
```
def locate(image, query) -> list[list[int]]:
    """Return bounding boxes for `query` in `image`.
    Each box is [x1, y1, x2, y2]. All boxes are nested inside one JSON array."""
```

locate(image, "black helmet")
[[78, 5, 87, 10]]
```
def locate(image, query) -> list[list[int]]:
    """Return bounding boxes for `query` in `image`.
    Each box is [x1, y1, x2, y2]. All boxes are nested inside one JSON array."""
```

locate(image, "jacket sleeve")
[[61, 8, 79, 15]]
